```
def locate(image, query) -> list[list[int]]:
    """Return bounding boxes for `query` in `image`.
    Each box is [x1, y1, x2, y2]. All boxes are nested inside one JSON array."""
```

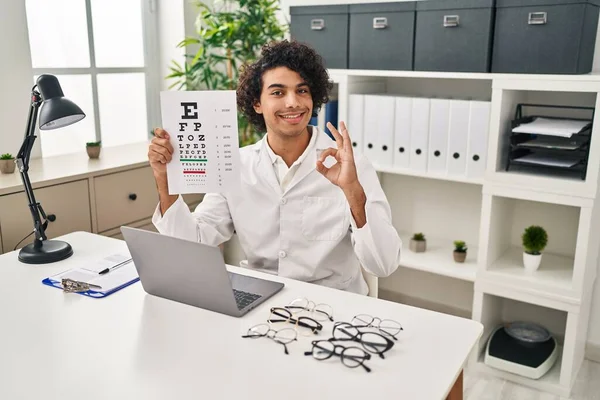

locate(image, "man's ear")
[[253, 101, 262, 115]]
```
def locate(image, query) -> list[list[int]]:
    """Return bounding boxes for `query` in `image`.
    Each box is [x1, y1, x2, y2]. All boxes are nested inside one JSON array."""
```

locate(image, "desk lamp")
[[17, 74, 85, 264]]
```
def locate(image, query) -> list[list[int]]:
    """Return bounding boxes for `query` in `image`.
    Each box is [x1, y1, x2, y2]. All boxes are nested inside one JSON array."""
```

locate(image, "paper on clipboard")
[[50, 262, 138, 293]]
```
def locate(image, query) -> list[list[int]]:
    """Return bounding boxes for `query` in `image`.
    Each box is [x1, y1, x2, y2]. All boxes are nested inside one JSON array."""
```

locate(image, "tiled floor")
[[464, 360, 600, 400]]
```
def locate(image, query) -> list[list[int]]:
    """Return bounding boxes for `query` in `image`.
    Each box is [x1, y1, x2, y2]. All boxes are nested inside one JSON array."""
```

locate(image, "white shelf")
[[329, 68, 600, 83], [480, 247, 577, 306], [475, 346, 566, 397], [398, 232, 477, 282], [375, 164, 484, 186]]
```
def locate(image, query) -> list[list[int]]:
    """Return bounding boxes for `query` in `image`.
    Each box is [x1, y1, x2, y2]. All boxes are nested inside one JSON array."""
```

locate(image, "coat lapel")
[[256, 137, 283, 196]]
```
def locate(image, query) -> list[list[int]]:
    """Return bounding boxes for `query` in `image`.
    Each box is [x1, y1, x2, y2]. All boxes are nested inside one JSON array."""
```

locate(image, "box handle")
[[443, 15, 459, 27], [528, 12, 547, 25], [373, 17, 388, 29], [311, 19, 325, 30]]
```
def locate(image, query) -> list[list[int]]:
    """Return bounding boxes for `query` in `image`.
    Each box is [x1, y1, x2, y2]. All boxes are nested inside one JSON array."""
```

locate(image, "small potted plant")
[[0, 153, 16, 174], [453, 240, 467, 263], [409, 232, 426, 253], [522, 225, 548, 273], [86, 141, 101, 159]]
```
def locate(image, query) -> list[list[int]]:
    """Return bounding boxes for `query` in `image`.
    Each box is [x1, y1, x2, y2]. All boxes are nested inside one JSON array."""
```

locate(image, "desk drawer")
[[94, 166, 158, 232], [0, 180, 91, 252]]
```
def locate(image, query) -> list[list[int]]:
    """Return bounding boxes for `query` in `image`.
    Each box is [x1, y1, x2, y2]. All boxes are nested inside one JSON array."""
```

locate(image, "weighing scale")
[[484, 321, 559, 379]]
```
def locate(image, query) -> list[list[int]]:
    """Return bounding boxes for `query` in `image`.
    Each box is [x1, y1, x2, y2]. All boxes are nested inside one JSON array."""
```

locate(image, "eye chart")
[[160, 90, 241, 194]]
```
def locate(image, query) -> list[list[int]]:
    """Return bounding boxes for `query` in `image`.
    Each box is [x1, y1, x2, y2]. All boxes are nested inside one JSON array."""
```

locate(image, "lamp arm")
[[16, 90, 47, 246]]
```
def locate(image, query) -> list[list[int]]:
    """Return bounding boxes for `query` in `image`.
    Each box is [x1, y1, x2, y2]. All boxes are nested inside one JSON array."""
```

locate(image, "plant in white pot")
[[522, 225, 548, 273], [453, 240, 467, 263], [0, 153, 16, 174], [409, 232, 426, 252]]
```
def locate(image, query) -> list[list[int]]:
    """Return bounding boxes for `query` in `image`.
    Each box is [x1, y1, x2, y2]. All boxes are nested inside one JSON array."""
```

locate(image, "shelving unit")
[[321, 68, 600, 397]]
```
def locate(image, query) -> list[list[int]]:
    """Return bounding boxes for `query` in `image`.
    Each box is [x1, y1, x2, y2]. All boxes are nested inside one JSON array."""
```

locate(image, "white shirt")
[[264, 127, 317, 191], [152, 126, 402, 295]]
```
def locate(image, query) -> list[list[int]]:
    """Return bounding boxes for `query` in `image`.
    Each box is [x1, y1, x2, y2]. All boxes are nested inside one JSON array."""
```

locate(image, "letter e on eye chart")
[[160, 90, 241, 194]]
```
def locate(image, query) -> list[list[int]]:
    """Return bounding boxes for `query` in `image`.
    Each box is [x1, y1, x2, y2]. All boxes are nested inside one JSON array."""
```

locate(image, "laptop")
[[120, 226, 284, 317]]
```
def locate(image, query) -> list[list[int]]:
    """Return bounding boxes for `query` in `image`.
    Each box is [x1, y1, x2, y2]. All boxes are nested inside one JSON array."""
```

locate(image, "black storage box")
[[492, 0, 600, 74], [414, 0, 496, 72], [348, 2, 416, 70], [290, 5, 349, 69]]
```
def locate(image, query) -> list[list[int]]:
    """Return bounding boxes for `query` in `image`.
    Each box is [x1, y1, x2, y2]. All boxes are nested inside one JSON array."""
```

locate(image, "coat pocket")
[[301, 196, 348, 241]]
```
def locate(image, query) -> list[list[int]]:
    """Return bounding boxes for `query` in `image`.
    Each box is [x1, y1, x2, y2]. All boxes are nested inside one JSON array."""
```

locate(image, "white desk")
[[0, 232, 482, 400]]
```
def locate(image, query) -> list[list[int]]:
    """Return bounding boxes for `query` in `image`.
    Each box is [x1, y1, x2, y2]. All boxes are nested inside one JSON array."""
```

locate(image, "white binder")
[[363, 95, 379, 165], [348, 94, 365, 158], [447, 100, 470, 176], [409, 97, 430, 172], [466, 100, 491, 179], [363, 95, 395, 168], [393, 96, 412, 169], [377, 95, 395, 168], [427, 98, 450, 174]]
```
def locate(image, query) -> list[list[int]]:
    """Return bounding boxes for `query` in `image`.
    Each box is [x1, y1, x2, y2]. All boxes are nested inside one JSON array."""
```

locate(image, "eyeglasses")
[[268, 307, 323, 336], [351, 314, 403, 340], [332, 322, 394, 359], [241, 324, 297, 355], [305, 340, 371, 372], [285, 298, 334, 322]]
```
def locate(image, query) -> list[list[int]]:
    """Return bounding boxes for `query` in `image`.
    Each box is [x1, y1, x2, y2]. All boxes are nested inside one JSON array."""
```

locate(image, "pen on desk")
[[98, 259, 132, 275]]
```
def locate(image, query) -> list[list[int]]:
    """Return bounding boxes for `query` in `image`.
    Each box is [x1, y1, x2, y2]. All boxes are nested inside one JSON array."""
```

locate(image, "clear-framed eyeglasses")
[[351, 314, 403, 340], [285, 297, 334, 322], [241, 323, 297, 355], [305, 340, 372, 372], [268, 307, 323, 336], [333, 322, 394, 359]]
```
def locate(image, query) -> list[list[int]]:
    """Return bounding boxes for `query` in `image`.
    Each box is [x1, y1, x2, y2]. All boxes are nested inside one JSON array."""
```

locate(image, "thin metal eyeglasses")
[[333, 322, 394, 359], [285, 297, 334, 322], [351, 314, 403, 340], [241, 323, 297, 355], [305, 340, 372, 372], [267, 307, 323, 336]]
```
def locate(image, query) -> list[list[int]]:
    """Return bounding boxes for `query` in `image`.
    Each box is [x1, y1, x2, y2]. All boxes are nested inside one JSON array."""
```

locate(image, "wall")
[[0, 1, 39, 159]]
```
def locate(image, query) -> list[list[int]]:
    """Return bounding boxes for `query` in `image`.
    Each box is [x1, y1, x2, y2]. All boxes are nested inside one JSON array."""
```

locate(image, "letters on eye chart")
[[160, 91, 241, 194]]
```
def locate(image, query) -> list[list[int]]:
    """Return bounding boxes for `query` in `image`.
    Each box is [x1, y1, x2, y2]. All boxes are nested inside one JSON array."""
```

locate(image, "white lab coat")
[[152, 126, 402, 295]]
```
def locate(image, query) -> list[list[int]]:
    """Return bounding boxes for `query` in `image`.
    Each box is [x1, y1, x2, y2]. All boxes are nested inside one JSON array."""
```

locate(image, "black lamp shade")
[[36, 74, 85, 130]]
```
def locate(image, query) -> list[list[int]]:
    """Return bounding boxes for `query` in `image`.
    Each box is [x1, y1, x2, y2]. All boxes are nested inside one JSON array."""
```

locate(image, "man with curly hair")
[[149, 40, 401, 295]]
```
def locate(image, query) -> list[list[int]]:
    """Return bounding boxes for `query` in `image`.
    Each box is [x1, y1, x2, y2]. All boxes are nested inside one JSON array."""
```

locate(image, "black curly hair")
[[237, 39, 333, 133]]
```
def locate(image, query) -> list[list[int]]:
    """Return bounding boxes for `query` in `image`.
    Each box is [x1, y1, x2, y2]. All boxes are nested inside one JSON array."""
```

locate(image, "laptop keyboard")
[[233, 289, 261, 310]]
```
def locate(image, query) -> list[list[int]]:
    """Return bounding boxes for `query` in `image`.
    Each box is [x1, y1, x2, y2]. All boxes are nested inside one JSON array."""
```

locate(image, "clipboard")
[[41, 261, 140, 298]]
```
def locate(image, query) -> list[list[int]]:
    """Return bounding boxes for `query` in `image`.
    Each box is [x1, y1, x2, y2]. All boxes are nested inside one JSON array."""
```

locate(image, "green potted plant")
[[409, 232, 426, 253], [167, 0, 288, 147], [453, 240, 467, 263], [522, 225, 548, 273], [86, 141, 101, 159], [0, 153, 16, 174]]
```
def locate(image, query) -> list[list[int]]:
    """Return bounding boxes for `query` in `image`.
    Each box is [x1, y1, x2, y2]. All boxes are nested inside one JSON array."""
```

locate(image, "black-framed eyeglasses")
[[268, 307, 323, 336], [285, 297, 334, 322], [305, 340, 371, 372], [241, 323, 297, 355], [333, 322, 394, 359], [351, 314, 403, 340]]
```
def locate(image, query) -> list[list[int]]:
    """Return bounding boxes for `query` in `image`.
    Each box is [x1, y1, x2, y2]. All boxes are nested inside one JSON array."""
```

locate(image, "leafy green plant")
[[522, 225, 548, 255], [453, 240, 467, 253], [86, 141, 101, 147], [412, 233, 425, 241], [167, 0, 288, 147], [0, 153, 14, 160]]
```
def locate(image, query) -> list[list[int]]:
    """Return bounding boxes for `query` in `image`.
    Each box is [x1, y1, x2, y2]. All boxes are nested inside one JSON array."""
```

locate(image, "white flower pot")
[[523, 252, 542, 273]]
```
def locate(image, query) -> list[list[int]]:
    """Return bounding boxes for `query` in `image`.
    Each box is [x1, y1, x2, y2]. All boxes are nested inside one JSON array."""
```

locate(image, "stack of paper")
[[512, 117, 590, 138]]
